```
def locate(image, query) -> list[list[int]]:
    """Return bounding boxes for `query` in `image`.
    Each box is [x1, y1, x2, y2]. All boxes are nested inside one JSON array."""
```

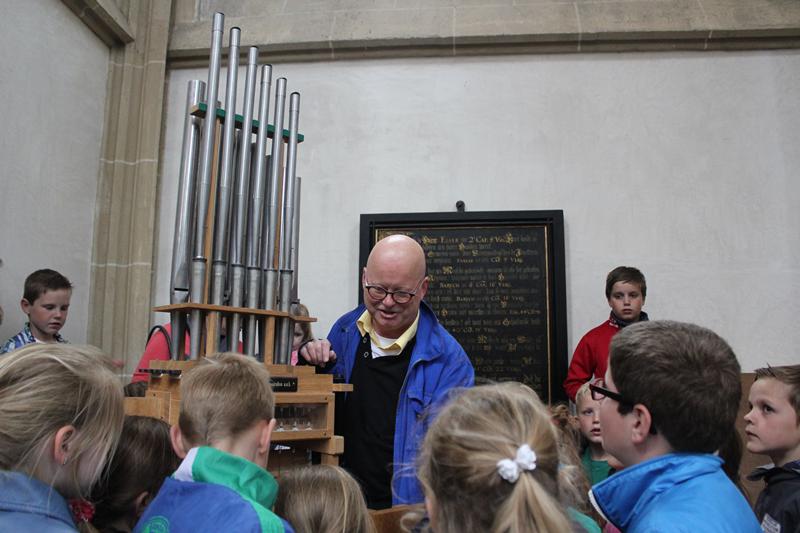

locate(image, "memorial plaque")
[[360, 211, 567, 403]]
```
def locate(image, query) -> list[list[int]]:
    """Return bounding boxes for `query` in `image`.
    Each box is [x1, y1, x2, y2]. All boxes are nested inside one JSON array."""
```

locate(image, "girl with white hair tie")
[[412, 382, 598, 533]]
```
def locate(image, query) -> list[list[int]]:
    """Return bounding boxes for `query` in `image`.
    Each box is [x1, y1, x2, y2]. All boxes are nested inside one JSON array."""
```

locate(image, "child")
[[291, 302, 313, 365], [548, 403, 602, 532], [0, 344, 124, 531], [548, 402, 583, 475], [130, 323, 190, 383], [416, 382, 597, 533], [576, 381, 615, 485], [134, 352, 294, 533], [274, 465, 375, 533], [563, 266, 648, 401], [131, 321, 243, 383], [91, 416, 180, 533], [589, 320, 760, 532], [744, 364, 800, 533], [0, 268, 73, 354]]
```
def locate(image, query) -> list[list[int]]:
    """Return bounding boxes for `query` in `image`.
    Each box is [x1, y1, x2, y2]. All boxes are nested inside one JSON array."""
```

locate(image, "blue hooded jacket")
[[590, 453, 761, 533], [325, 302, 474, 505], [134, 447, 293, 533]]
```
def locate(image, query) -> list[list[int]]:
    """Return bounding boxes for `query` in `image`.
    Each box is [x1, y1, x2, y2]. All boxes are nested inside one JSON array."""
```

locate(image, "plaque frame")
[[359, 210, 568, 403]]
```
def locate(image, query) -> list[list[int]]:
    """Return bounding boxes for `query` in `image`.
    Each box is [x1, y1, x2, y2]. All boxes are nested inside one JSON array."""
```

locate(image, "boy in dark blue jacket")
[[745, 364, 800, 533], [135, 353, 293, 533]]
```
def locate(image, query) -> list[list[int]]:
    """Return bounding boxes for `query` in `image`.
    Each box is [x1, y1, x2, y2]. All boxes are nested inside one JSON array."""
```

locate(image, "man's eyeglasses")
[[589, 379, 657, 435], [363, 277, 426, 304]]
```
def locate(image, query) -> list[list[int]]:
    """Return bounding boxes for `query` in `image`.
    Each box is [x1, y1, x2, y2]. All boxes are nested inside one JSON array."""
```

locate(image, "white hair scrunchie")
[[496, 444, 537, 483]]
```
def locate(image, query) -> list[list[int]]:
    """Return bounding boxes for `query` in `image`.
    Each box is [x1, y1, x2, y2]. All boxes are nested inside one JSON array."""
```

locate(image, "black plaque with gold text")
[[360, 211, 567, 403]]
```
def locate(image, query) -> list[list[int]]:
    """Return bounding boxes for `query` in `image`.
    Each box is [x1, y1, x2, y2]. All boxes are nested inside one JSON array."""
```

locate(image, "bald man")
[[299, 234, 474, 509]]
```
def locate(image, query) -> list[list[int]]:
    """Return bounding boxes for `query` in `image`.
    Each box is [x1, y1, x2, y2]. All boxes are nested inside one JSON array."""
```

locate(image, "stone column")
[[86, 0, 172, 372]]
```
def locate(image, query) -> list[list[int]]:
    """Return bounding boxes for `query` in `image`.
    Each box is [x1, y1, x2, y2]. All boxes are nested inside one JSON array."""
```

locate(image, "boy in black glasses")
[[588, 320, 759, 533]]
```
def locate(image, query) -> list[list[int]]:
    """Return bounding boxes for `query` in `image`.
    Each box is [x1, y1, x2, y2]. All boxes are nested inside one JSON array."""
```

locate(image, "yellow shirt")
[[357, 309, 419, 356]]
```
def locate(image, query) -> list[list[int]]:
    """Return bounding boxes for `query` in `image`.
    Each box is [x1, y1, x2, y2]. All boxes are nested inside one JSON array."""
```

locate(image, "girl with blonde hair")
[[275, 465, 376, 533], [290, 302, 314, 365], [416, 382, 582, 533], [0, 344, 124, 532]]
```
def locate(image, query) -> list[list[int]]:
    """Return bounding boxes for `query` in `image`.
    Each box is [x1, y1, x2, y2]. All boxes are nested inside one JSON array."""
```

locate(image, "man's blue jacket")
[[325, 301, 474, 505]]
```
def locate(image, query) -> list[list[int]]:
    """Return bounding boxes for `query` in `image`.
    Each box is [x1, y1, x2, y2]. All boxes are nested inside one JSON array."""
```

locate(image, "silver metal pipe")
[[225, 47, 259, 351], [261, 77, 287, 312], [263, 268, 278, 324], [228, 140, 254, 348], [244, 64, 273, 356], [231, 51, 259, 271], [223, 130, 243, 348], [275, 270, 293, 364], [171, 80, 205, 304], [226, 130, 243, 295], [244, 266, 261, 356], [210, 27, 241, 315], [228, 263, 245, 348], [290, 176, 302, 303], [189, 257, 206, 359], [279, 93, 300, 272], [247, 65, 273, 272], [274, 93, 300, 365], [170, 79, 205, 359], [258, 260, 279, 361], [189, 12, 225, 359], [209, 26, 241, 353], [193, 12, 224, 260]]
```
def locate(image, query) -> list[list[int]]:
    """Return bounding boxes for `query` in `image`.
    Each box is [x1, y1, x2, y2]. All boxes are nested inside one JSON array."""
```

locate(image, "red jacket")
[[563, 315, 620, 401], [131, 324, 190, 383], [131, 324, 245, 383]]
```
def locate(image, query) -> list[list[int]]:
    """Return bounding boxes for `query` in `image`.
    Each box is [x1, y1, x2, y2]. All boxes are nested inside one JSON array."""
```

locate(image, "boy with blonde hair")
[[745, 364, 800, 533], [575, 381, 615, 485], [134, 353, 294, 533]]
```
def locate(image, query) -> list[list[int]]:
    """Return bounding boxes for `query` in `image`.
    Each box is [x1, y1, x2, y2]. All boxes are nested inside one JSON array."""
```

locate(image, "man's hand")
[[299, 339, 337, 366]]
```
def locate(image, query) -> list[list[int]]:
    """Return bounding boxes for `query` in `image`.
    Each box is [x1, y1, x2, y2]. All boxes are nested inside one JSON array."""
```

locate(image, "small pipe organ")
[[125, 12, 347, 470]]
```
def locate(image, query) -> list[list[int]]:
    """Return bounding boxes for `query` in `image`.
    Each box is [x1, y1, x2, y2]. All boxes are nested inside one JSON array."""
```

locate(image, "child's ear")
[[630, 404, 655, 444], [425, 494, 437, 531], [258, 418, 276, 455], [20, 298, 31, 315], [53, 425, 77, 465], [258, 418, 277, 468], [133, 491, 151, 520], [170, 425, 189, 459]]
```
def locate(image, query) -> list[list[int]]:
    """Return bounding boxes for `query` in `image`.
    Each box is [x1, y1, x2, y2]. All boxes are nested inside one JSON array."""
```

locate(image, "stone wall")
[[169, 0, 800, 65]]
